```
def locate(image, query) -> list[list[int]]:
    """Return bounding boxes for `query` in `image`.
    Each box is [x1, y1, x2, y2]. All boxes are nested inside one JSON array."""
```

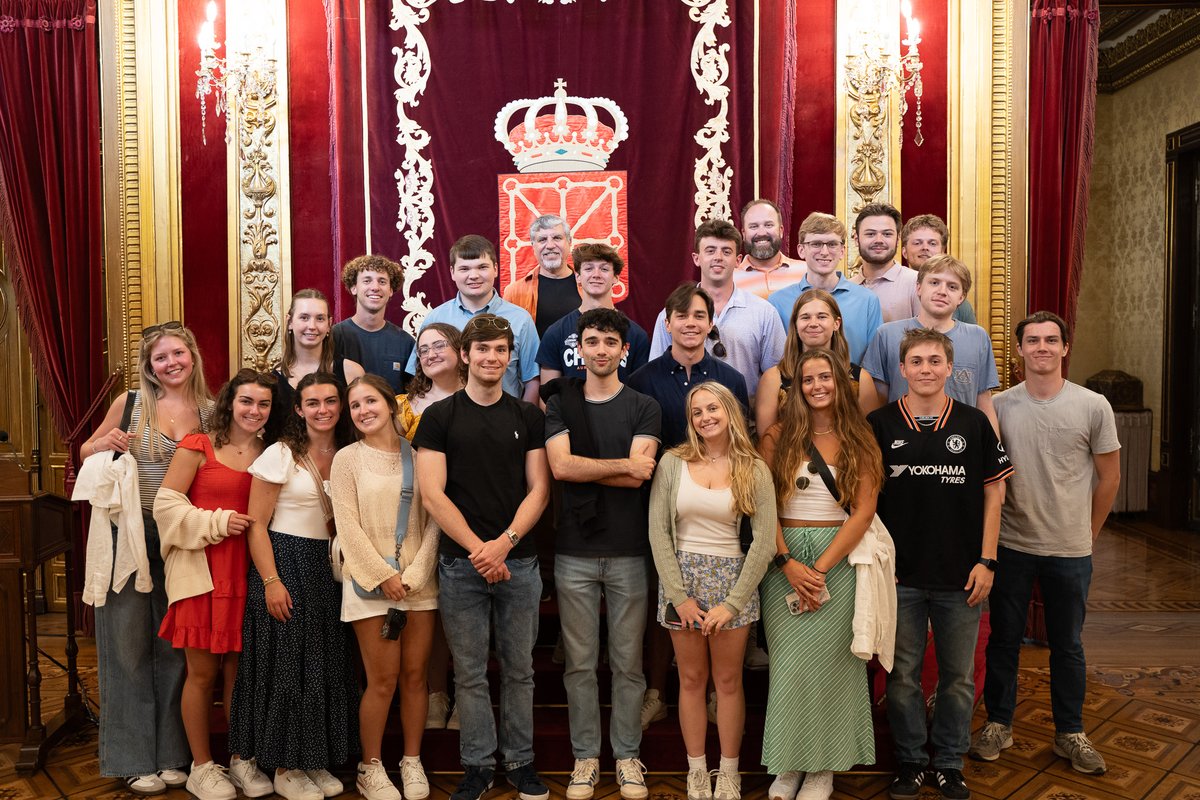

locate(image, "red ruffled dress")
[[158, 433, 253, 653]]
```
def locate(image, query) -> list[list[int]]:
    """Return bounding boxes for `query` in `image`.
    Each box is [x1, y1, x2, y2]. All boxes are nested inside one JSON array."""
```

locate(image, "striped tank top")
[[127, 393, 212, 511]]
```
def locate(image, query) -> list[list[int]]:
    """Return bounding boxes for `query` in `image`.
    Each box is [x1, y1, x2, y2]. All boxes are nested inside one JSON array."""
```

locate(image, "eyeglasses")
[[708, 326, 727, 359], [803, 240, 844, 252], [418, 340, 451, 358], [465, 315, 512, 333], [142, 320, 184, 337]]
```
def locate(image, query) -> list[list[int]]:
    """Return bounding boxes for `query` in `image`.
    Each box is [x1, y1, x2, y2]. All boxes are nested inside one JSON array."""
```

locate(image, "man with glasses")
[[767, 212, 883, 366], [406, 235, 541, 403], [649, 219, 784, 405], [414, 313, 552, 800], [733, 199, 808, 299]]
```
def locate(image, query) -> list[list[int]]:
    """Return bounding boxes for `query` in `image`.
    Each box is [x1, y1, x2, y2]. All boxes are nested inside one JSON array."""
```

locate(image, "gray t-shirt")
[[994, 381, 1120, 557], [862, 318, 1000, 405]]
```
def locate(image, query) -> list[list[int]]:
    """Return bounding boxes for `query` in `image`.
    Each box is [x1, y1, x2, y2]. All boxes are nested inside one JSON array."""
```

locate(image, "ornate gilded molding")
[[386, 0, 734, 330], [1098, 9, 1200, 93], [683, 0, 733, 225], [226, 2, 292, 371], [845, 72, 889, 212]]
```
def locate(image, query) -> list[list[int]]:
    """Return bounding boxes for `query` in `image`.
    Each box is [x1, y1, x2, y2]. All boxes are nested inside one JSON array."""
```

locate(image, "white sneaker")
[[229, 756, 273, 798], [706, 691, 718, 725], [768, 771, 802, 800], [125, 774, 166, 796], [357, 759, 401, 800], [641, 689, 667, 730], [447, 702, 461, 730], [713, 768, 741, 800], [185, 761, 237, 800], [426, 691, 450, 729], [566, 758, 600, 800], [616, 758, 648, 800], [687, 767, 713, 800], [401, 757, 431, 800], [158, 769, 188, 788], [273, 769, 323, 800], [795, 770, 834, 800], [304, 768, 344, 798]]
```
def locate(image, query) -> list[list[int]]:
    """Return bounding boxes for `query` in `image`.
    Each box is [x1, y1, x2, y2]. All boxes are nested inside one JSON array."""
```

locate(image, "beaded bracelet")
[[262, 575, 281, 587]]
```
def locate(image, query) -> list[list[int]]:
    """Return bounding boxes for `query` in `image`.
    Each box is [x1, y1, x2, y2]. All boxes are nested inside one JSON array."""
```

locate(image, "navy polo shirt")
[[627, 351, 749, 449]]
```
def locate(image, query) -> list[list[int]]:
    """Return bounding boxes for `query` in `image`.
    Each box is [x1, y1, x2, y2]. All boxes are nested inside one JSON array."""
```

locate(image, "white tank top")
[[674, 464, 742, 558], [778, 462, 846, 520]]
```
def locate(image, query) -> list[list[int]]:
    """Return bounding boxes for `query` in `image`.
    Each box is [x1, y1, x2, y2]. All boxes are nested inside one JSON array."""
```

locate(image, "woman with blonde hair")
[[758, 348, 883, 800], [755, 289, 874, 433], [81, 322, 213, 795], [332, 374, 440, 800], [648, 382, 776, 800]]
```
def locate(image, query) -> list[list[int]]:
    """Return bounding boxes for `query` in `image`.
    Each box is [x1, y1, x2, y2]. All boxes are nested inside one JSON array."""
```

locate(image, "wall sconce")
[[195, 1, 277, 145], [844, 0, 925, 147]]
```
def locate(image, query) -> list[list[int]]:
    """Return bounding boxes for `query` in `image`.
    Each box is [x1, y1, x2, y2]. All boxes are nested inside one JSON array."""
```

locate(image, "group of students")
[[80, 204, 1120, 800]]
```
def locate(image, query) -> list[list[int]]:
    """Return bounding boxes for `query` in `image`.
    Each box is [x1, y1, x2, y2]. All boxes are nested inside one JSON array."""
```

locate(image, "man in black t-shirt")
[[502, 214, 582, 335], [332, 254, 416, 392], [868, 328, 1012, 800], [542, 309, 661, 800], [413, 314, 551, 800]]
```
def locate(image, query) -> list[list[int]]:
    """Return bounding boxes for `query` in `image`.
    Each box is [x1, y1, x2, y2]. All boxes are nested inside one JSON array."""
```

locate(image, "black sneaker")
[[888, 764, 925, 800], [450, 767, 494, 800], [506, 763, 550, 800], [933, 768, 970, 800]]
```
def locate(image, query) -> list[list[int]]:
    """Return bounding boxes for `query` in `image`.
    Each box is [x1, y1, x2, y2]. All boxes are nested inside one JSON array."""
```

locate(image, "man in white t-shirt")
[[969, 311, 1121, 777]]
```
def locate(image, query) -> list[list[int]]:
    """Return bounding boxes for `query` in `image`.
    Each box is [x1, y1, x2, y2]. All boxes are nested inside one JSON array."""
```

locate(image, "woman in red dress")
[[154, 369, 275, 800]]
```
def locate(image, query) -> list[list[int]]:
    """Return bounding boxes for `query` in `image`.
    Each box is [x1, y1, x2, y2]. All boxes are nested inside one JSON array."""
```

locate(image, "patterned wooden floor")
[[2, 516, 1197, 800]]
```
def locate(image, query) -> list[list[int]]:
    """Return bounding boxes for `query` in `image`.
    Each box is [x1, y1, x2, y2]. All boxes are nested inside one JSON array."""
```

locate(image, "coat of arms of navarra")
[[494, 79, 631, 303]]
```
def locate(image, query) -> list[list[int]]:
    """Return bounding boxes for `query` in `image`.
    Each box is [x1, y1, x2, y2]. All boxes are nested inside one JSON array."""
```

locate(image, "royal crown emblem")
[[494, 79, 629, 174]]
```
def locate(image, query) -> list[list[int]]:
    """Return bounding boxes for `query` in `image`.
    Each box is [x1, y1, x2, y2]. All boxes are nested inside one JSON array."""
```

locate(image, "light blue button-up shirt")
[[405, 292, 540, 398], [767, 272, 883, 366]]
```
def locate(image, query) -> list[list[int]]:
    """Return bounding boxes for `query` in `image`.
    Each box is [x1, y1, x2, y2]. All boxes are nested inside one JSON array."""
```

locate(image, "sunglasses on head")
[[708, 325, 727, 359], [467, 315, 512, 333], [142, 320, 184, 338]]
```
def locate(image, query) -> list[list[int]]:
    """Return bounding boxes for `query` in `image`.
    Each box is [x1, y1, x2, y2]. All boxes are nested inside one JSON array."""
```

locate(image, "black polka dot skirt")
[[228, 532, 359, 770]]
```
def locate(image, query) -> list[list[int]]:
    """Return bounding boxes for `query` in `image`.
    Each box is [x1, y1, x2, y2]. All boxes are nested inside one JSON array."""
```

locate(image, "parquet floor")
[[2, 516, 1197, 800]]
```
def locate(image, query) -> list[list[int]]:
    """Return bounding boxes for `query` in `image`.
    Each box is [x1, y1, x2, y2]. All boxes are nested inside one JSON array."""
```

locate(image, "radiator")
[[1112, 409, 1152, 513]]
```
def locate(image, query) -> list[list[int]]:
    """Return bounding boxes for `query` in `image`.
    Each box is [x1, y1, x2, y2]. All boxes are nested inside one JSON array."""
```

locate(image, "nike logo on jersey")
[[891, 440, 908, 449]]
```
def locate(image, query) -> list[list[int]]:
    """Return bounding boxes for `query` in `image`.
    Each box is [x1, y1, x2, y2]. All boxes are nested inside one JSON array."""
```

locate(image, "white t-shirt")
[[994, 381, 1120, 557]]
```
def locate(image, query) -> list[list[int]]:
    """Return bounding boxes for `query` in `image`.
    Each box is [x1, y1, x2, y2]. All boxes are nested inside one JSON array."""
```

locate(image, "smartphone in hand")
[[664, 602, 703, 629]]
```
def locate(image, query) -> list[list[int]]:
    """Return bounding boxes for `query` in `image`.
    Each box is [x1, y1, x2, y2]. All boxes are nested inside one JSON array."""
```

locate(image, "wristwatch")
[[978, 557, 998, 571], [773, 552, 794, 569], [504, 529, 520, 548]]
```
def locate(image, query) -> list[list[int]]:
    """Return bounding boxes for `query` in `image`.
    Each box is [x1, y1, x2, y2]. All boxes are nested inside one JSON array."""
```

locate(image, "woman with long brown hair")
[[758, 348, 883, 800], [81, 322, 213, 795], [395, 322, 465, 441], [755, 289, 874, 433], [648, 382, 776, 800]]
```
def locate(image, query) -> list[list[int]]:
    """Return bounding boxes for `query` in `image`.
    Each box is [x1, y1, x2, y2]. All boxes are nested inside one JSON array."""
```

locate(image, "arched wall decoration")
[[385, 0, 734, 332]]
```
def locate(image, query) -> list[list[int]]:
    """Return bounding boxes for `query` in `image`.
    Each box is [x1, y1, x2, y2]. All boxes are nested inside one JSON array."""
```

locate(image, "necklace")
[[707, 453, 728, 463], [317, 445, 336, 454], [813, 428, 833, 435]]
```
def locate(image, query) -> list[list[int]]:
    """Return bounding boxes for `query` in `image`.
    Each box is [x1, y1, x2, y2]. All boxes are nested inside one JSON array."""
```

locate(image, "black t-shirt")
[[535, 273, 582, 336], [333, 319, 415, 393], [868, 396, 1013, 590], [412, 390, 546, 559], [545, 386, 662, 557]]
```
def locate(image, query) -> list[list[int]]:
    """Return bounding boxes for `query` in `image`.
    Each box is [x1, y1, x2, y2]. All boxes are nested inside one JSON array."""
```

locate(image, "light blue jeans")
[[439, 554, 542, 770], [94, 515, 190, 777], [555, 554, 648, 760], [887, 585, 981, 770]]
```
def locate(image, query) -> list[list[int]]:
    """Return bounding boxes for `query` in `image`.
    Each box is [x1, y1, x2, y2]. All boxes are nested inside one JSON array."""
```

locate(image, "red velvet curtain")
[[0, 0, 108, 465], [1027, 0, 1099, 338]]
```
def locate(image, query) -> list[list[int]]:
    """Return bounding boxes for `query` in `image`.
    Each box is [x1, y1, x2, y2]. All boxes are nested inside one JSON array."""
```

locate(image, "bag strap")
[[806, 441, 851, 518], [298, 452, 334, 523], [112, 390, 137, 461], [393, 438, 415, 561]]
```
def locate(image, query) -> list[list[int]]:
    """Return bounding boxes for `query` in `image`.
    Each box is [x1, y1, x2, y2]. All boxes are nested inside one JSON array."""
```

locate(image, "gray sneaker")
[[1054, 732, 1107, 775], [969, 721, 1014, 761]]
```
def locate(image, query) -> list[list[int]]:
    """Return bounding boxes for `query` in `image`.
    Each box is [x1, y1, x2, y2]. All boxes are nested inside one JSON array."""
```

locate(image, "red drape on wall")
[[1027, 0, 1099, 337], [0, 0, 108, 464]]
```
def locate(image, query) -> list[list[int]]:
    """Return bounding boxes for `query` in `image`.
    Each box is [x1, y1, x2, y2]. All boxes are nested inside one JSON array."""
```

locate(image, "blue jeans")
[[555, 554, 648, 760], [887, 585, 981, 770], [984, 546, 1092, 733], [93, 515, 190, 777], [439, 554, 542, 770]]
